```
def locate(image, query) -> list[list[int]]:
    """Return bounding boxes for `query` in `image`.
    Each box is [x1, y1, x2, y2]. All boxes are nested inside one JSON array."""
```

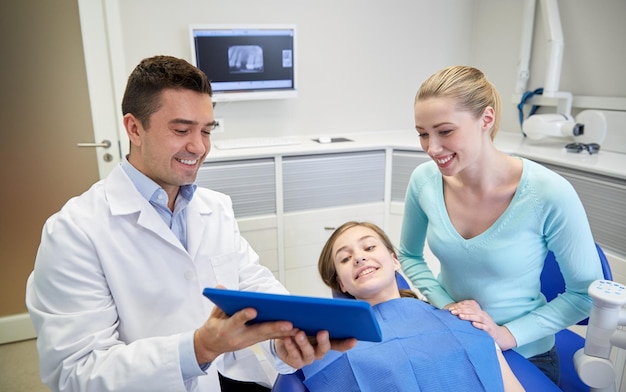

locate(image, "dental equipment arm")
[[574, 280, 626, 392]]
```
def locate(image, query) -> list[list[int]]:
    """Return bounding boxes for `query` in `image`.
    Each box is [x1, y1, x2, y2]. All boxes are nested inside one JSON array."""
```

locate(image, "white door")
[[77, 0, 127, 177]]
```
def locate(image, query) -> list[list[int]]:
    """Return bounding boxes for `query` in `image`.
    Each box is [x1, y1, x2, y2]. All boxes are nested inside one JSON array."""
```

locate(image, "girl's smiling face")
[[332, 225, 401, 305]]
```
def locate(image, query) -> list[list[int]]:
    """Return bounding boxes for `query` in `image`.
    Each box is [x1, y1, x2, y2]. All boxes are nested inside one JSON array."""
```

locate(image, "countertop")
[[205, 130, 626, 180]]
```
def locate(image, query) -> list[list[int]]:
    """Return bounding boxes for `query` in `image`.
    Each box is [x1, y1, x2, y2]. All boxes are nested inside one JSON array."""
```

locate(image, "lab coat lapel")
[[186, 197, 211, 260], [105, 165, 185, 251]]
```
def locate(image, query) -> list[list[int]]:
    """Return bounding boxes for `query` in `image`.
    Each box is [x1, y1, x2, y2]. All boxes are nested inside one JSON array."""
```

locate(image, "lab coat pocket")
[[205, 250, 242, 289]]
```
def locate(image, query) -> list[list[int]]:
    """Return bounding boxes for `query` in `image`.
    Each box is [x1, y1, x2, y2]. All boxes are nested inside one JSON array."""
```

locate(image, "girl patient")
[[301, 221, 524, 392]]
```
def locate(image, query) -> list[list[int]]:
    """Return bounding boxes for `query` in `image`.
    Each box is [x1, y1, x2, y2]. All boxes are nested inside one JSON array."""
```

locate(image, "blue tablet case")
[[202, 288, 382, 342]]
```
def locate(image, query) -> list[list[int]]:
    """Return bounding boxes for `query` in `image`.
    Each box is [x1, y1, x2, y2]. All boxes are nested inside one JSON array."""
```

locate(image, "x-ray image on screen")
[[190, 24, 297, 102], [228, 45, 264, 73]]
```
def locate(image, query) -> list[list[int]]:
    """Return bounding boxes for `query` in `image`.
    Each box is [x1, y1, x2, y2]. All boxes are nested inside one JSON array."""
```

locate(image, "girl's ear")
[[337, 277, 346, 293], [391, 252, 401, 271]]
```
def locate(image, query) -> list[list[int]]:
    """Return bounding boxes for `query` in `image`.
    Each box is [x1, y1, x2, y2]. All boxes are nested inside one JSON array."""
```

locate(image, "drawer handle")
[[324, 226, 336, 231]]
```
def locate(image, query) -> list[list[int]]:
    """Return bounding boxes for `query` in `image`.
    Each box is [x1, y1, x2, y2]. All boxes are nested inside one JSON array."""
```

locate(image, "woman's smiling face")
[[414, 97, 493, 177]]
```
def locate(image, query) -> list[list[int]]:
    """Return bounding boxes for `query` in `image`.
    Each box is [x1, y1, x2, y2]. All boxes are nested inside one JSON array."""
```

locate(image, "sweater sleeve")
[[398, 163, 455, 308], [503, 163, 604, 348]]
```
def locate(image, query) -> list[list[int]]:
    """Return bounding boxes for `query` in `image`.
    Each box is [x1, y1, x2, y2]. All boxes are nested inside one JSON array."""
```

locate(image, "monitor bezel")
[[189, 24, 298, 103]]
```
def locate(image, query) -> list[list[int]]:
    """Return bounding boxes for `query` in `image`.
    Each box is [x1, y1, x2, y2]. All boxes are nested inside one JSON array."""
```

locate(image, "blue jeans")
[[528, 345, 560, 386]]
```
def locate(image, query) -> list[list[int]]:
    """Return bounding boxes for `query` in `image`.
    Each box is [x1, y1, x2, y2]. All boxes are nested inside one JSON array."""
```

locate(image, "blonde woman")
[[399, 65, 603, 384]]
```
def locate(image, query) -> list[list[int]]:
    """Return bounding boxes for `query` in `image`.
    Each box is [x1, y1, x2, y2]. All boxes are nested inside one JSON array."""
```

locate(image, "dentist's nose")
[[187, 132, 208, 155]]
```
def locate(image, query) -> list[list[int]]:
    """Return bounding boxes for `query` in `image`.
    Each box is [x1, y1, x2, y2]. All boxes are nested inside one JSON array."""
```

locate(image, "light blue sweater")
[[398, 158, 604, 358]]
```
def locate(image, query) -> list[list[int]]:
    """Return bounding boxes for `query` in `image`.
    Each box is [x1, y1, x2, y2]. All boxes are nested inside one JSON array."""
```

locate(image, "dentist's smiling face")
[[332, 225, 401, 306], [126, 88, 215, 200]]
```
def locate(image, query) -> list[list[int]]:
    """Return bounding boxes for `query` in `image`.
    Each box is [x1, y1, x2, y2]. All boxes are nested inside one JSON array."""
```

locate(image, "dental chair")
[[540, 243, 613, 391], [271, 272, 561, 392]]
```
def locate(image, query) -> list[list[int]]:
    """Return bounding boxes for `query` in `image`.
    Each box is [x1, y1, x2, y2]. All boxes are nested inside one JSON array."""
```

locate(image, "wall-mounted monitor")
[[190, 24, 297, 103]]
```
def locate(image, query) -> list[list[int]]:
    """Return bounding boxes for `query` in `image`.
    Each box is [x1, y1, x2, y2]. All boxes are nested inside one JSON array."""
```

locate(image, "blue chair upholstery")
[[539, 243, 612, 392]]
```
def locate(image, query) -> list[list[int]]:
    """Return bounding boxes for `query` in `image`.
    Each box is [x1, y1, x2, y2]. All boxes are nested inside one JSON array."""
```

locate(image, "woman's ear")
[[481, 106, 496, 133]]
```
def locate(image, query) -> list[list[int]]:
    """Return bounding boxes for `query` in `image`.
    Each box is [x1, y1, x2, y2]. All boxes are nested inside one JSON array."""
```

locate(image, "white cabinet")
[[283, 203, 385, 297], [237, 216, 279, 278], [281, 150, 387, 297], [387, 150, 430, 245], [197, 158, 279, 274], [197, 146, 626, 299]]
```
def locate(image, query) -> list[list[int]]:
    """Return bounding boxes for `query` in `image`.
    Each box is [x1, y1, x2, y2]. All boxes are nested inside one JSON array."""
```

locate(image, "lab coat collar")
[[103, 165, 212, 258]]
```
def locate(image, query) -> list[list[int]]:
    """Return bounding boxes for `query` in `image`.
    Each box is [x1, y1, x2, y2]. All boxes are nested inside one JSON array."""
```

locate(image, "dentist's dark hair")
[[121, 55, 212, 129]]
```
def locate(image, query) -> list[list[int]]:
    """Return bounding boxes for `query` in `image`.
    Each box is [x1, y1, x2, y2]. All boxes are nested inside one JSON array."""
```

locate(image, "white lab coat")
[[26, 164, 289, 391]]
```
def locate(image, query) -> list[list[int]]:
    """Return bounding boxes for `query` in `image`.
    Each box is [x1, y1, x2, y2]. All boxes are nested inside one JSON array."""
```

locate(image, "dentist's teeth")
[[179, 159, 197, 165]]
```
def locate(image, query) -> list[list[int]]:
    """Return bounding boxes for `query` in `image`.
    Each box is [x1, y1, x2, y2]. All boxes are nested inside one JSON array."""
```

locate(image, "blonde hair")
[[318, 221, 418, 299], [415, 65, 502, 139]]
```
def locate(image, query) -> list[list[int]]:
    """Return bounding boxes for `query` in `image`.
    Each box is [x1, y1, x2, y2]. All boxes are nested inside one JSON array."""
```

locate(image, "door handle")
[[77, 140, 111, 148]]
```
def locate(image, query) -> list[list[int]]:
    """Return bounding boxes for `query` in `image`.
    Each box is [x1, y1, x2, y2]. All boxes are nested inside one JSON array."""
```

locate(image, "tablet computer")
[[202, 287, 382, 342]]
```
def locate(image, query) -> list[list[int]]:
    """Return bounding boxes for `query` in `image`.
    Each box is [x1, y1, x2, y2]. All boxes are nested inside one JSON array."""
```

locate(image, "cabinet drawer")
[[283, 203, 385, 249], [283, 151, 385, 212], [284, 265, 332, 298], [391, 150, 429, 201], [198, 158, 276, 217], [283, 203, 385, 272], [538, 162, 626, 257], [238, 216, 278, 272]]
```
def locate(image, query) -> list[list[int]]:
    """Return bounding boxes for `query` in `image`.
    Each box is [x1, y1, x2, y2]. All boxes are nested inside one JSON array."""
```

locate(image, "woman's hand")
[[446, 300, 517, 351]]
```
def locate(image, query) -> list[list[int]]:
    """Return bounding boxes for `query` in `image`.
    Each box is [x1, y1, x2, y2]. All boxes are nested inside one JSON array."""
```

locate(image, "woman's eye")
[[439, 129, 452, 136]]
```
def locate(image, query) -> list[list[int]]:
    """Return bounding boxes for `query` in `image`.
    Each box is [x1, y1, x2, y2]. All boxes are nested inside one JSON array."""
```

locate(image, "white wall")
[[470, 0, 626, 135], [90, 0, 626, 140], [107, 0, 473, 139]]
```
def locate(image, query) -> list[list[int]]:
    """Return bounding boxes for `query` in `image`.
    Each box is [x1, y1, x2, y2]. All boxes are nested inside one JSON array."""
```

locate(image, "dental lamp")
[[574, 280, 626, 392], [522, 110, 607, 144]]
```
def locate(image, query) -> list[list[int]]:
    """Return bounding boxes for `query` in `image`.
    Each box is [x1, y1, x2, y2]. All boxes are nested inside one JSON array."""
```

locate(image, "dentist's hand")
[[194, 304, 297, 365], [446, 300, 517, 351], [275, 330, 357, 369]]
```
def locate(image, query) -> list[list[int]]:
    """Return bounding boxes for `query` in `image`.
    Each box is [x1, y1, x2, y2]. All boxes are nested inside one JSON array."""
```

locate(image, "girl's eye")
[[365, 245, 375, 251], [337, 255, 350, 264]]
